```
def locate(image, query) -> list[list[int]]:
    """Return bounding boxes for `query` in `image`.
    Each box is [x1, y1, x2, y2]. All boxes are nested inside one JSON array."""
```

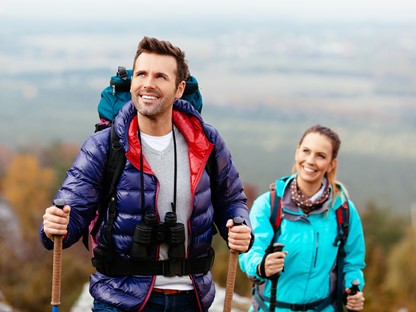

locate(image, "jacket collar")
[[117, 100, 214, 191], [278, 174, 348, 215]]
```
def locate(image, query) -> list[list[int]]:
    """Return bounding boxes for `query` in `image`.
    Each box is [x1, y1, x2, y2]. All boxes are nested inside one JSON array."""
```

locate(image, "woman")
[[239, 124, 365, 311]]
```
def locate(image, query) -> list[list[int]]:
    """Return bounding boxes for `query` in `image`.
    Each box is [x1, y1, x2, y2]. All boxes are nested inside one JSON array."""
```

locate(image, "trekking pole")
[[347, 280, 360, 312], [51, 199, 66, 312], [223, 216, 244, 312], [269, 243, 284, 312]]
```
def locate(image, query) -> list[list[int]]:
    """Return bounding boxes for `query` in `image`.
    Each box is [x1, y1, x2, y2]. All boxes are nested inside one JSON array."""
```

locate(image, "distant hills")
[[201, 104, 416, 217], [1, 19, 415, 216]]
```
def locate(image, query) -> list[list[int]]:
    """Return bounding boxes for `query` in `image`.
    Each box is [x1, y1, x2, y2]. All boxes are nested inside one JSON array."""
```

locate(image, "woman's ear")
[[328, 158, 337, 173]]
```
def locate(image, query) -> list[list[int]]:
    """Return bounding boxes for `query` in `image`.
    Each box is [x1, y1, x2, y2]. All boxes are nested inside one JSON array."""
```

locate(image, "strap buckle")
[[290, 304, 309, 311], [162, 259, 185, 277]]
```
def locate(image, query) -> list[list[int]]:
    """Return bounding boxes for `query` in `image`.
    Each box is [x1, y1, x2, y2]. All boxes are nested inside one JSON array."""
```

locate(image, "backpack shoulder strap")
[[205, 151, 215, 178], [334, 200, 350, 248], [87, 125, 126, 249], [334, 199, 350, 311], [269, 184, 282, 232], [105, 125, 127, 197], [269, 183, 283, 245]]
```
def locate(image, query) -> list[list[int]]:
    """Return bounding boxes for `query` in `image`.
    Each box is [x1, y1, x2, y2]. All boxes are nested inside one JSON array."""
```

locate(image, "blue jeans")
[[92, 290, 200, 311]]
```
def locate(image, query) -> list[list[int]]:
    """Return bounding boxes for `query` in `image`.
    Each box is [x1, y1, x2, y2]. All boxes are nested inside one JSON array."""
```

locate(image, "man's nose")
[[143, 76, 156, 88]]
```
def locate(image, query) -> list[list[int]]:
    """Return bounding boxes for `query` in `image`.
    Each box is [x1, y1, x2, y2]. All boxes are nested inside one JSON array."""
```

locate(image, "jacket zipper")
[[314, 232, 320, 267]]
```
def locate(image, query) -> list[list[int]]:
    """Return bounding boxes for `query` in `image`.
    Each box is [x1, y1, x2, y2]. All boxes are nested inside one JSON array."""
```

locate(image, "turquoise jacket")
[[239, 175, 365, 311]]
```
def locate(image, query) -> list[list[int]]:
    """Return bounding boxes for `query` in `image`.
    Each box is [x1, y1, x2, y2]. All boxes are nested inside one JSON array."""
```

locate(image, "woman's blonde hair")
[[291, 124, 348, 201]]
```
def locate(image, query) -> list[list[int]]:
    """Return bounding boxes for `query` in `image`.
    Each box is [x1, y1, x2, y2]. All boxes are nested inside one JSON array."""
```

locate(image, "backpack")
[[253, 180, 350, 312], [95, 66, 203, 132]]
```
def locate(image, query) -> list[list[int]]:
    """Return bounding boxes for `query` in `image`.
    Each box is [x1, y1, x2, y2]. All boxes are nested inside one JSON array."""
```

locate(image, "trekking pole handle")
[[224, 216, 244, 312], [272, 242, 284, 253], [51, 199, 66, 309], [273, 242, 285, 271], [349, 280, 360, 295], [266, 242, 285, 277], [269, 243, 285, 312], [347, 280, 361, 312]]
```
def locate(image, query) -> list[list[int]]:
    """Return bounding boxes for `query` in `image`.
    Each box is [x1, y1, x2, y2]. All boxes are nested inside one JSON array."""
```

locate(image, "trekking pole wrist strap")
[[258, 255, 268, 278]]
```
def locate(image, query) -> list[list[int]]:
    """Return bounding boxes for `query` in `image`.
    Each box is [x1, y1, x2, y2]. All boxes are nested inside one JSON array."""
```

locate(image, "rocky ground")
[[0, 291, 12, 312]]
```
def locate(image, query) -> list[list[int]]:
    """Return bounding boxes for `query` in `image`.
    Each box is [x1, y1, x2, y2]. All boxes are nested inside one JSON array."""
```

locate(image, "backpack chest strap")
[[276, 296, 333, 311], [92, 247, 215, 277]]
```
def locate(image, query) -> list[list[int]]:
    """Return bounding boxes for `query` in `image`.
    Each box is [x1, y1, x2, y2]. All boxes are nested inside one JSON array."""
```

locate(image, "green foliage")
[[384, 229, 416, 310], [359, 202, 415, 311], [37, 141, 80, 190], [361, 201, 408, 253]]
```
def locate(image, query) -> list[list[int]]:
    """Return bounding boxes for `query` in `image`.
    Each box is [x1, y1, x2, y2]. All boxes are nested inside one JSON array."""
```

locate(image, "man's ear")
[[175, 81, 186, 99]]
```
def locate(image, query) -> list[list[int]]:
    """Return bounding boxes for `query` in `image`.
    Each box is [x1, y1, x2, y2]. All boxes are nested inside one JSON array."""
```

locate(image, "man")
[[40, 36, 253, 311]]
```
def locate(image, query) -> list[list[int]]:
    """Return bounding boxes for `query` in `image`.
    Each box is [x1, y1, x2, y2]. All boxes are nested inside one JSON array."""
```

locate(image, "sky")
[[1, 0, 416, 23], [2, 0, 415, 78]]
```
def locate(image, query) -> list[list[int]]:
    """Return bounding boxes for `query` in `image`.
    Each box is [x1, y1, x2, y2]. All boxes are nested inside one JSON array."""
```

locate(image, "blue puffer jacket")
[[239, 175, 365, 312], [40, 99, 251, 311]]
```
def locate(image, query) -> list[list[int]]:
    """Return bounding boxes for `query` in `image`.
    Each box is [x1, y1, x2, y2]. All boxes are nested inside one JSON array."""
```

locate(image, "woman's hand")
[[345, 288, 365, 311], [264, 250, 287, 277]]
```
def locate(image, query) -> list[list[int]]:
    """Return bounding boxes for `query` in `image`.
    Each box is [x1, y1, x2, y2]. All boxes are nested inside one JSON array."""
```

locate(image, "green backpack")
[[85, 66, 206, 249], [95, 66, 203, 132]]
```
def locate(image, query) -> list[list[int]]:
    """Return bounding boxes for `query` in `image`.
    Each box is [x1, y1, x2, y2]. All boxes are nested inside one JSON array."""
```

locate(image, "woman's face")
[[295, 132, 337, 190]]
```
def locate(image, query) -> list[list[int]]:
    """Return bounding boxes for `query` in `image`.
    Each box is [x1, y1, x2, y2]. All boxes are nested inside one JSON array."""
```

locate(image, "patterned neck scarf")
[[290, 177, 330, 214]]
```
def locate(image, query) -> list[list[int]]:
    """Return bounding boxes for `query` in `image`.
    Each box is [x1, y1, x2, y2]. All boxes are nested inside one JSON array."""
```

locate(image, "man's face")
[[130, 52, 184, 120]]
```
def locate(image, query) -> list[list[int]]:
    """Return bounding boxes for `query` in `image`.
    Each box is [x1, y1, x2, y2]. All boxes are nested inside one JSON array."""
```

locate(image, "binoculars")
[[130, 211, 185, 260]]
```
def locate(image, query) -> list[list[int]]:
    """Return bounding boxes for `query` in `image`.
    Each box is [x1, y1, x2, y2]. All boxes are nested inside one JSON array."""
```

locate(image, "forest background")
[[0, 0, 415, 311]]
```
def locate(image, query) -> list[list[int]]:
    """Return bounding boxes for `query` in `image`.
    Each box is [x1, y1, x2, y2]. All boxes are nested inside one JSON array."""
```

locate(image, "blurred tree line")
[[0, 143, 415, 311]]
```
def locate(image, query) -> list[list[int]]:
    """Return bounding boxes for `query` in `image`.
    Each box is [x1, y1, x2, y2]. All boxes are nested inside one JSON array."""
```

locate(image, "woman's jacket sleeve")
[[239, 191, 273, 283], [343, 200, 366, 290]]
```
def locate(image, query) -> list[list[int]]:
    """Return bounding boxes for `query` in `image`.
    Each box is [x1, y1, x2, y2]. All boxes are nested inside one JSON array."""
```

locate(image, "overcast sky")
[[2, 0, 416, 23], [1, 0, 415, 77]]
